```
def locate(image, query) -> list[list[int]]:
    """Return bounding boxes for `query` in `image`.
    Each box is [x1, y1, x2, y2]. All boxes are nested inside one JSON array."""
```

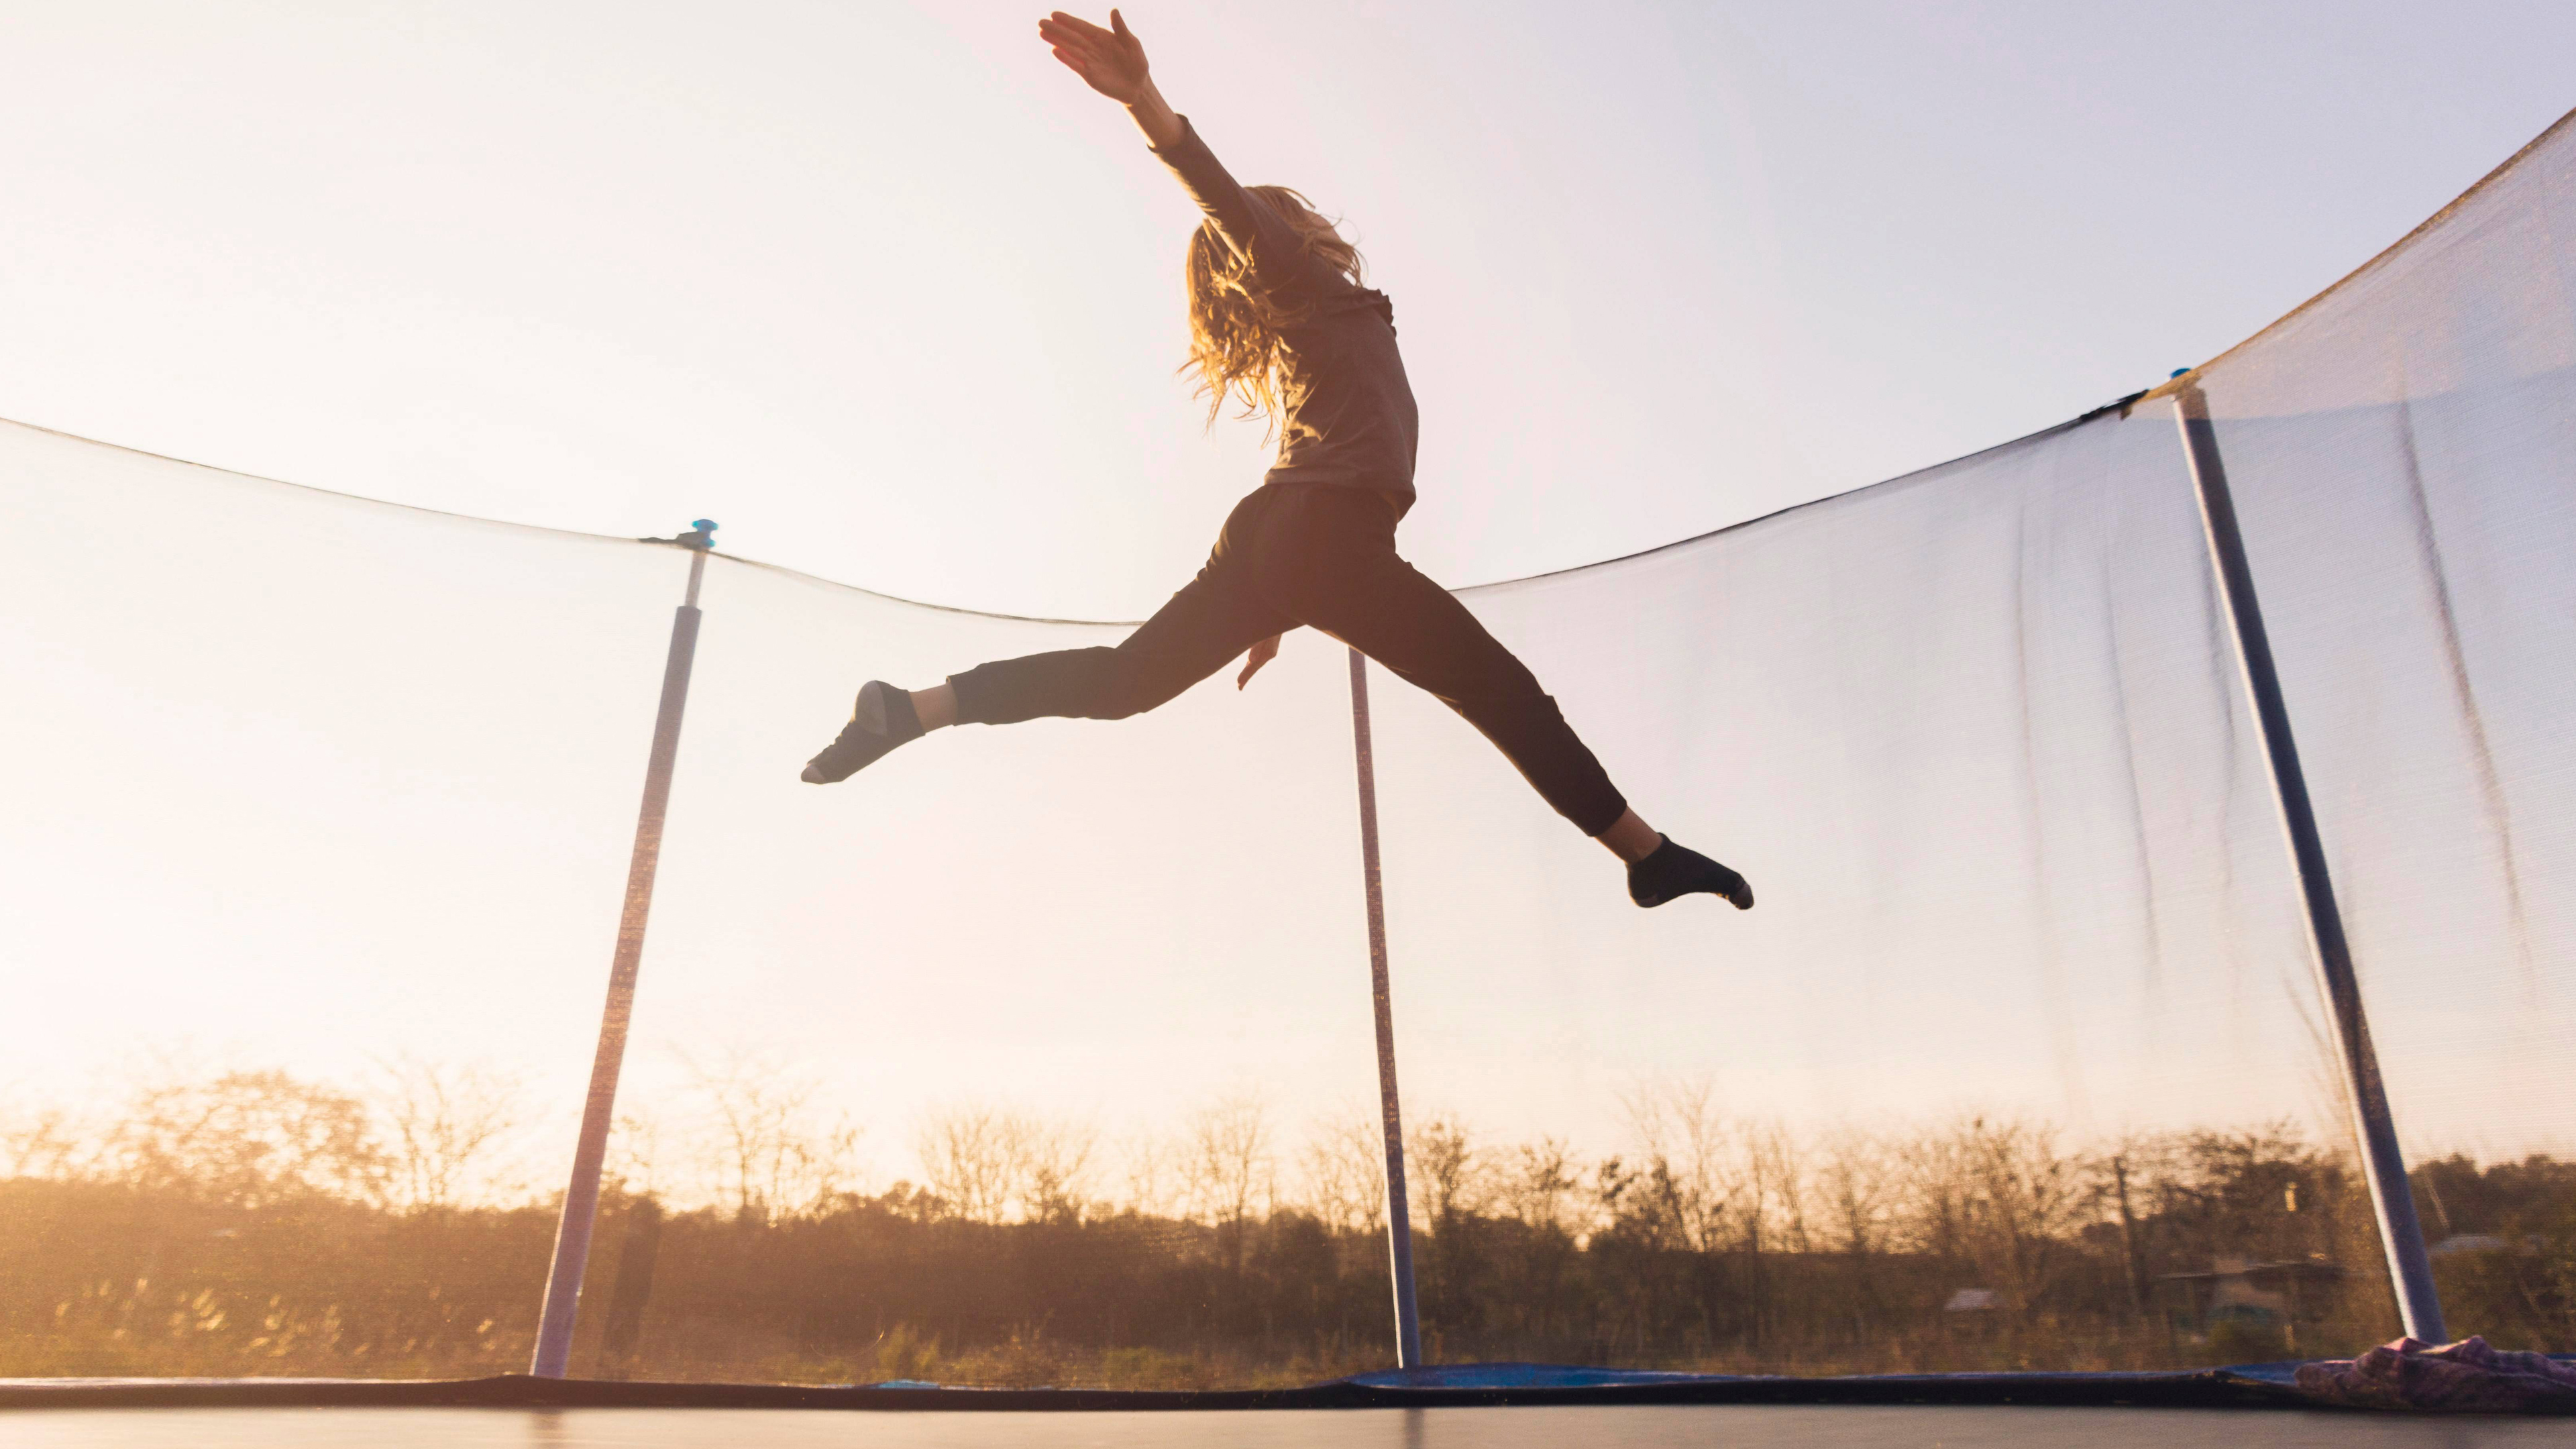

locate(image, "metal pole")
[[1347, 647, 1426, 1368], [531, 520, 717, 1378], [2170, 388, 2447, 1342]]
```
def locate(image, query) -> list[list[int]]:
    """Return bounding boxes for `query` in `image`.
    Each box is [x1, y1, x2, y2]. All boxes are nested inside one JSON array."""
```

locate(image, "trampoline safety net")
[[3, 111, 2572, 1390]]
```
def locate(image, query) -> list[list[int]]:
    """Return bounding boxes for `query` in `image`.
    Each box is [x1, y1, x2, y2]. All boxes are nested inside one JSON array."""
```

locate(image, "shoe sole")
[[1631, 869, 1756, 910]]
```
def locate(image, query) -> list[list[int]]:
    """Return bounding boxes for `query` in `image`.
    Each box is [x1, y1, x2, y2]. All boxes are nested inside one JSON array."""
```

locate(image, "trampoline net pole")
[[1348, 647, 1426, 1369], [529, 537, 711, 1378], [2171, 389, 2448, 1344]]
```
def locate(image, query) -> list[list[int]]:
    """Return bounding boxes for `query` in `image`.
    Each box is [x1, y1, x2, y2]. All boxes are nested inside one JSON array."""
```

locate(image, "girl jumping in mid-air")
[[804, 9, 1752, 912]]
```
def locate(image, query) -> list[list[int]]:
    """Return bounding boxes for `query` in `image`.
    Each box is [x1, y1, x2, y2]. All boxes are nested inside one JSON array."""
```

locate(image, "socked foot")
[[1628, 836, 1754, 910], [802, 681, 924, 784]]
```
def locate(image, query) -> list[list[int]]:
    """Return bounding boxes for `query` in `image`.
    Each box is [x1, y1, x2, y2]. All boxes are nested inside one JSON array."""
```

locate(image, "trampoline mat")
[[7, 1406, 2575, 1448]]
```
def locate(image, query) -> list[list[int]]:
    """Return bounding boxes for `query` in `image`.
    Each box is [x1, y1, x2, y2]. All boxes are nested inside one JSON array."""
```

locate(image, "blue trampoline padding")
[[1346, 1354, 2573, 1395], [1346, 1362, 1744, 1389], [1344, 1358, 2383, 1390]]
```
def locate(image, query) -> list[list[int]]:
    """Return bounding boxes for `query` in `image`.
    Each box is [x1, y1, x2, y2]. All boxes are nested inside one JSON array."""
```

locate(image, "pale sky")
[[3, 3, 2571, 1199], [1, 1, 2570, 619]]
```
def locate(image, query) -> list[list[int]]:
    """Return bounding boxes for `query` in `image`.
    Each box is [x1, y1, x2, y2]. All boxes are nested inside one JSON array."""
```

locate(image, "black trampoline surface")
[[7, 1406, 2574, 1448]]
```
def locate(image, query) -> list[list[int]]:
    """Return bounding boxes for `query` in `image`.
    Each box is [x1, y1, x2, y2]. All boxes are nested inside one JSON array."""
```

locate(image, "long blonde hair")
[[1182, 185, 1364, 429]]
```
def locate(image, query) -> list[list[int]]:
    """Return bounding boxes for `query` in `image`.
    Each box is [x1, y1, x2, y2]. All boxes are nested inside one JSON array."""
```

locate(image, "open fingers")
[[1039, 25, 1117, 75], [1037, 19, 1102, 55], [1038, 21, 1106, 66], [1038, 11, 1142, 97], [1044, 12, 1116, 44]]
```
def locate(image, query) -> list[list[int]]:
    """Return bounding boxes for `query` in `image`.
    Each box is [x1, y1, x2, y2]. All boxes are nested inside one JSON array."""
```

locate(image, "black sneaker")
[[1628, 836, 1754, 910], [801, 681, 923, 784]]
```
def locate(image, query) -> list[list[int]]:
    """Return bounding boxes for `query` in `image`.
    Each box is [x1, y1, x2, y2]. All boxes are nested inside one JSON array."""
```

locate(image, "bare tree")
[[1743, 1120, 1810, 1255], [1296, 1113, 1387, 1236], [368, 1055, 524, 1212], [1120, 1129, 1179, 1220], [1406, 1112, 1489, 1230], [904, 1104, 1099, 1223], [1815, 1125, 1894, 1256], [1504, 1136, 1585, 1237], [606, 1109, 669, 1201], [1183, 1092, 1273, 1271], [1016, 1115, 1099, 1224], [1898, 1115, 2089, 1317], [1898, 1121, 1973, 1262], [2096, 1134, 2160, 1319], [1620, 1077, 1736, 1253], [99, 1067, 386, 1208], [681, 1046, 861, 1220], [916, 1103, 1022, 1224], [0, 1096, 84, 1180]]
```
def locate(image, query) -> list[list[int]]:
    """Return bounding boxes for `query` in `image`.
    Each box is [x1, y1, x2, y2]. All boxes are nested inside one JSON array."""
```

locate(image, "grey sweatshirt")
[[1152, 117, 1420, 505]]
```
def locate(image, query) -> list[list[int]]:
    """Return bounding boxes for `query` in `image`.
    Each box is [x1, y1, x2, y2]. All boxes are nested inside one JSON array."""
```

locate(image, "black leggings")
[[948, 484, 1629, 837]]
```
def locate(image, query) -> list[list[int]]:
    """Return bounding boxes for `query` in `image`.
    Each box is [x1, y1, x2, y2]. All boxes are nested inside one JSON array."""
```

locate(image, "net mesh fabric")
[[2192, 113, 2576, 1167], [2, 113, 2570, 1384]]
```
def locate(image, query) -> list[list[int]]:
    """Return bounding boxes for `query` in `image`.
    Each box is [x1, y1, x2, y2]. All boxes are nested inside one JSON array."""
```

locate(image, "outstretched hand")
[[1236, 633, 1282, 690], [1039, 10, 1151, 105]]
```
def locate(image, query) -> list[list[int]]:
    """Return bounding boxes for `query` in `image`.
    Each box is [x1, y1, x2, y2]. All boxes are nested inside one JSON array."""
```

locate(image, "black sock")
[[802, 681, 924, 784], [1628, 836, 1754, 910], [860, 680, 922, 743]]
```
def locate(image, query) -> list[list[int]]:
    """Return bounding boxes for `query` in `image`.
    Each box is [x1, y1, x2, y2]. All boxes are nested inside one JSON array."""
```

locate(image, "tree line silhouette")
[[3, 1059, 2568, 1385]]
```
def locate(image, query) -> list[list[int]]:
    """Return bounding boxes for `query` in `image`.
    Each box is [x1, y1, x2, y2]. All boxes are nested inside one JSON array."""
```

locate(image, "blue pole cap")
[[2171, 368, 2192, 379]]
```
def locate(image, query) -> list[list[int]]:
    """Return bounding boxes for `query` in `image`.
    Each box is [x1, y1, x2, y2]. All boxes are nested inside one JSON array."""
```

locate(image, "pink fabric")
[[2294, 1336, 2576, 1412]]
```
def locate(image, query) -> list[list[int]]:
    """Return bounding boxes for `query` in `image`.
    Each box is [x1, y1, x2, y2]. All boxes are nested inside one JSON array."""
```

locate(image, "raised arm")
[[1038, 10, 1181, 148], [1038, 10, 1313, 282]]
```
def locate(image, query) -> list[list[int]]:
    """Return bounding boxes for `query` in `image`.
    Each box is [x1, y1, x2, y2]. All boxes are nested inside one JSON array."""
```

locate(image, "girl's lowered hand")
[[1038, 10, 1152, 105], [1236, 633, 1282, 690]]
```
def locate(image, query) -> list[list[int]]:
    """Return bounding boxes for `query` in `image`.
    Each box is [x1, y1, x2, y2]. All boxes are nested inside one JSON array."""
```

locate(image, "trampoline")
[[1, 1405, 2572, 1449], [3, 71, 2573, 1449]]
